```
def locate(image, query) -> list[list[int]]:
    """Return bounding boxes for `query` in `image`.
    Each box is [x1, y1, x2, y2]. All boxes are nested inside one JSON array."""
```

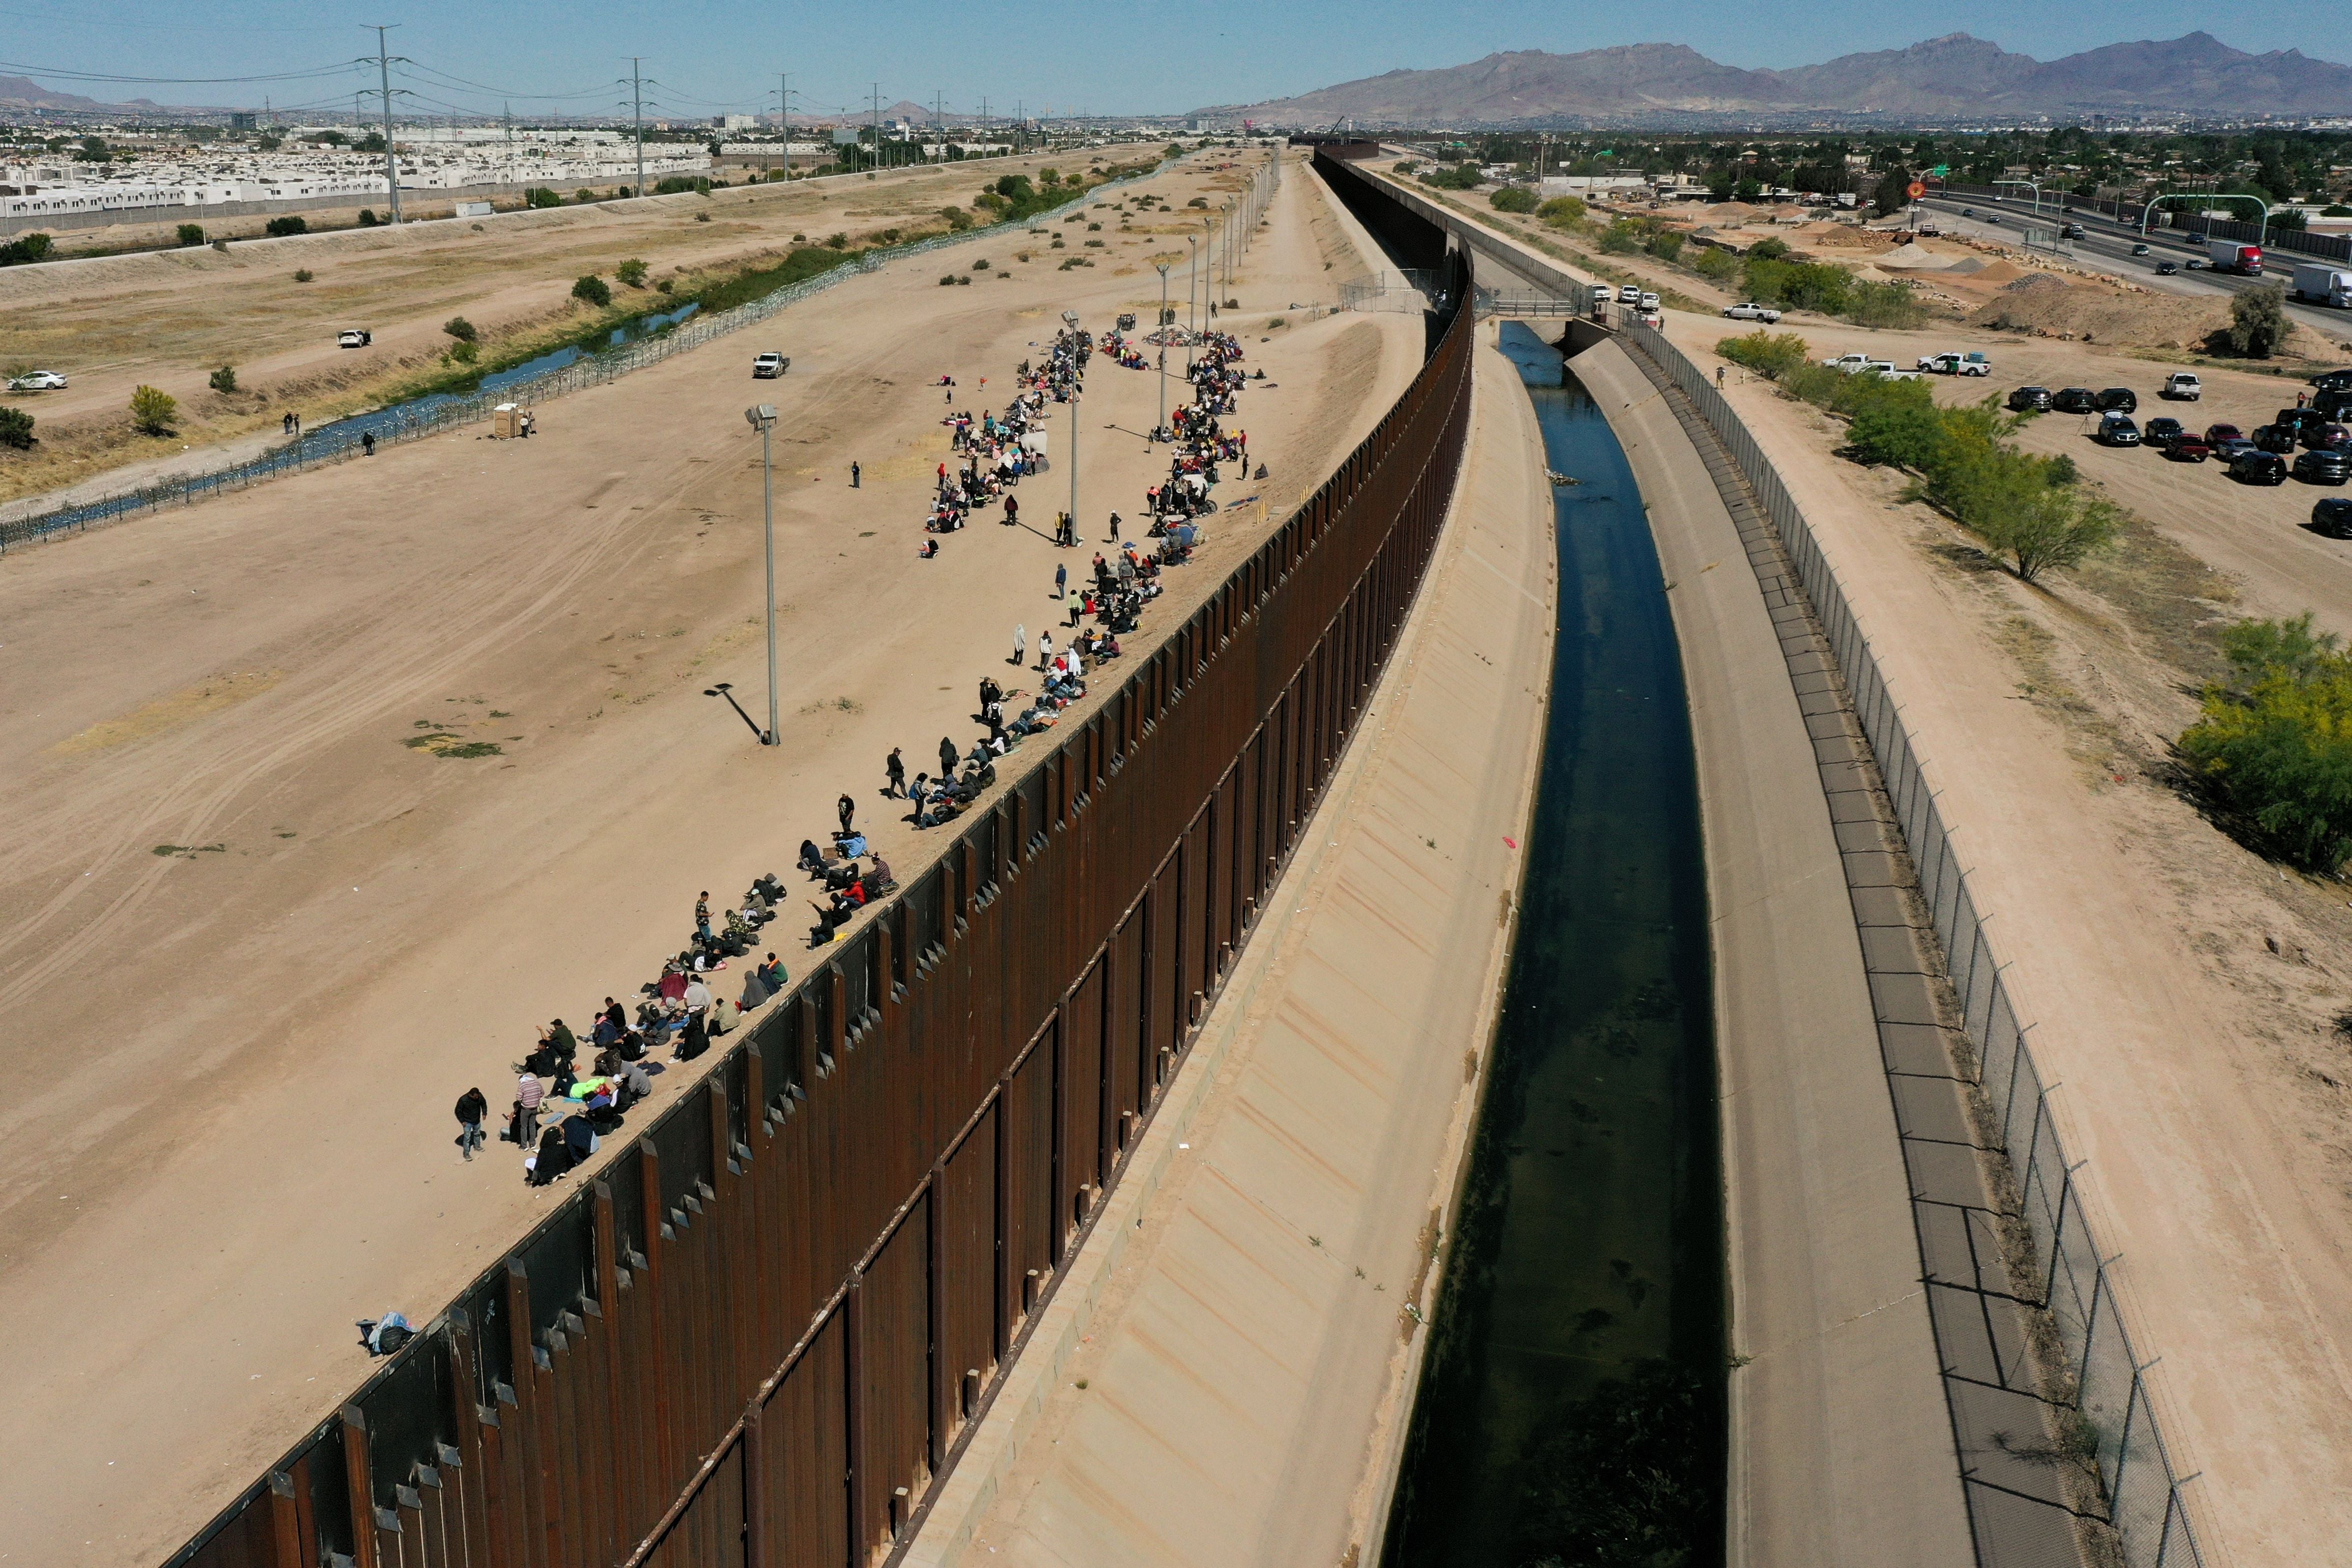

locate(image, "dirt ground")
[[0, 152, 1149, 511], [1656, 302, 2352, 1561], [0, 150, 1422, 1567]]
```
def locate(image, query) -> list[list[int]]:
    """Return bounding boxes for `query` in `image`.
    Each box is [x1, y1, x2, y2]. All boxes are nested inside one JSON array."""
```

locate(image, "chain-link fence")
[[1, 162, 1179, 556], [1618, 311, 2205, 1568]]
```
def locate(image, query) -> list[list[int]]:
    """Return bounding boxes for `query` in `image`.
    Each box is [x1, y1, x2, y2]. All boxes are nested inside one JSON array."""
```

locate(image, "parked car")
[[1721, 302, 1782, 322], [2154, 261, 2181, 276], [1637, 308, 1663, 328], [2131, 242, 2152, 256], [2231, 449, 2289, 485], [1919, 351, 1992, 375], [6, 369, 66, 391], [2213, 437, 2258, 465], [2162, 433, 2213, 462], [752, 351, 789, 378], [2309, 369, 2352, 394], [2275, 407, 2326, 439], [2052, 387, 2098, 413], [2095, 413, 2142, 447], [2203, 423, 2245, 447], [337, 329, 372, 348], [2094, 388, 2138, 413], [2142, 416, 2185, 445], [1637, 291, 1660, 311], [1617, 284, 1642, 304], [2294, 448, 2351, 485], [2254, 423, 2300, 454], [1917, 223, 1942, 237], [2007, 385, 2054, 412], [2160, 372, 2201, 400], [2314, 496, 2352, 537], [2307, 423, 2352, 453]]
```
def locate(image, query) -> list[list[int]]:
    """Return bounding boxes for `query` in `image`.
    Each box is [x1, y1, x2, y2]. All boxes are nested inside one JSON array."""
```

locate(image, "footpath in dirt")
[[0, 151, 1415, 1567]]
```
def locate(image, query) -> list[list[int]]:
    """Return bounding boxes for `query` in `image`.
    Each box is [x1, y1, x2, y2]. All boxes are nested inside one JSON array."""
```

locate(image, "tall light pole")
[[1185, 233, 1198, 371], [1153, 261, 1171, 440], [743, 403, 781, 745], [1062, 310, 1080, 541]]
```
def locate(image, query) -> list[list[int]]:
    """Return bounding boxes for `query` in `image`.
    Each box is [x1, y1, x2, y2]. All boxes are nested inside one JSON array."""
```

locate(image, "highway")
[[1910, 192, 2352, 352]]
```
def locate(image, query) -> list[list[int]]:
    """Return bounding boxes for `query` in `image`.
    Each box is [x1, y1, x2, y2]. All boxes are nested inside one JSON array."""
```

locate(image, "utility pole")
[[503, 103, 512, 187], [871, 83, 882, 172], [1154, 261, 1170, 440], [1063, 311, 1080, 542], [629, 58, 646, 197], [744, 403, 781, 745], [366, 25, 401, 222]]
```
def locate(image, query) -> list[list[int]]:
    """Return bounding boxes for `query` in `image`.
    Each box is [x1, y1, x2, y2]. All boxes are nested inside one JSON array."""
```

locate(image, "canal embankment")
[[899, 322, 1558, 1568]]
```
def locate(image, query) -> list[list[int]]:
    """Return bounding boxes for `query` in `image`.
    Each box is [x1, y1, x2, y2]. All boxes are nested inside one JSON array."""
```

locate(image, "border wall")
[[163, 149, 1473, 1568]]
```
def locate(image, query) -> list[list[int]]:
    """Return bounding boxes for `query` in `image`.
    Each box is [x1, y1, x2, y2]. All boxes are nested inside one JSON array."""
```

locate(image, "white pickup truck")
[[1821, 353, 1921, 379], [1917, 351, 1991, 376]]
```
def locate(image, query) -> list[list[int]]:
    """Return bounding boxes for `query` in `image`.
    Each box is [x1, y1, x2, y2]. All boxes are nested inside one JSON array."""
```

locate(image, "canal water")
[[1382, 322, 1725, 1568]]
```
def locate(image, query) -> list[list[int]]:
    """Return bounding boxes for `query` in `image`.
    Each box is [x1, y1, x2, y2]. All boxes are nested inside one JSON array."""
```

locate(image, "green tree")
[[0, 232, 55, 266], [1692, 245, 1739, 283], [129, 384, 177, 435], [2227, 283, 2290, 358], [207, 365, 238, 394], [1646, 229, 1684, 262], [450, 340, 479, 364], [1490, 185, 1536, 214], [1714, 329, 1812, 379], [1599, 219, 1644, 254], [1746, 237, 1789, 261], [525, 187, 563, 209], [442, 316, 477, 342], [615, 257, 649, 287], [0, 405, 32, 448], [1940, 443, 2119, 581], [1873, 168, 1912, 217], [1845, 279, 1924, 328], [571, 274, 612, 308], [1734, 176, 1763, 201], [2178, 621, 2352, 870], [176, 222, 205, 246], [357, 131, 386, 153]]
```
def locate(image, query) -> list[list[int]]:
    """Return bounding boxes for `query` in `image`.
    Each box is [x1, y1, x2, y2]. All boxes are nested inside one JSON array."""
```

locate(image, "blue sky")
[[0, 1, 2327, 119]]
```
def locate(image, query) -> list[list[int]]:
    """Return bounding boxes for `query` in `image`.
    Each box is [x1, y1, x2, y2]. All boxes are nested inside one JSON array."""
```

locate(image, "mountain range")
[[0, 74, 166, 113], [1191, 32, 2352, 125]]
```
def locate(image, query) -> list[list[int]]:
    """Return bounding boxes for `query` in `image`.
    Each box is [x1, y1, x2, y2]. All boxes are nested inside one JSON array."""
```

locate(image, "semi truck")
[[2208, 240, 2264, 276], [2291, 262, 2352, 308]]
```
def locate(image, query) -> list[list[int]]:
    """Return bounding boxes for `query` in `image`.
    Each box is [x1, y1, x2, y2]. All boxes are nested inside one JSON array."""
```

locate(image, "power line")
[[0, 57, 361, 84]]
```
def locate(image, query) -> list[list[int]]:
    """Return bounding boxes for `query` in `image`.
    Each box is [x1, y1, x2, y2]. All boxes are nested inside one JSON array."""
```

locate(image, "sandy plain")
[[0, 149, 1424, 1566]]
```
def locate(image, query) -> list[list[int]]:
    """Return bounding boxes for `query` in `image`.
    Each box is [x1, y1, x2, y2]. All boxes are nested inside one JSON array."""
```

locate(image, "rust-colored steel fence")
[[165, 154, 1473, 1568]]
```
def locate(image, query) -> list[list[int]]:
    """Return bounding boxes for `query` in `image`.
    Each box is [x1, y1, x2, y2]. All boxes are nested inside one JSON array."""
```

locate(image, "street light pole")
[[1063, 310, 1080, 540], [1186, 234, 1198, 371], [744, 403, 781, 744], [1154, 261, 1170, 440]]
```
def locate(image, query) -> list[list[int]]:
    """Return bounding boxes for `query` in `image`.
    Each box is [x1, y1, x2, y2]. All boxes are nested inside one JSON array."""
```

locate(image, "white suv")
[[1616, 284, 1641, 304]]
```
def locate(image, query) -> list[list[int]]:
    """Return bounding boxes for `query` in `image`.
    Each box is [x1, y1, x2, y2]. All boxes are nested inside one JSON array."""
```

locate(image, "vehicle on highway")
[[2052, 388, 2098, 413], [7, 369, 66, 391], [2094, 388, 2138, 413], [1721, 302, 1782, 322], [2006, 385, 2054, 412], [2155, 260, 2181, 275], [1918, 351, 1991, 376], [2203, 423, 2245, 447], [2291, 264, 2352, 309], [2314, 496, 2352, 537], [2131, 242, 2152, 257], [2208, 240, 2264, 276], [752, 351, 789, 379], [1960, 207, 1976, 218], [2095, 413, 2142, 447], [1618, 284, 1641, 304], [2189, 232, 2208, 246], [2142, 416, 2185, 446], [2162, 432, 2213, 462], [2254, 423, 2300, 455], [2230, 449, 2288, 485], [337, 329, 372, 348], [2160, 372, 2202, 401], [1985, 215, 2002, 225], [2184, 258, 2208, 270], [2062, 222, 2086, 240], [2294, 448, 2351, 485]]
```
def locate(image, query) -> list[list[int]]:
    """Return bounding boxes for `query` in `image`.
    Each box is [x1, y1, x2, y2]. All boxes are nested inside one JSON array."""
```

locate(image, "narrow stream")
[[1382, 322, 1725, 1568]]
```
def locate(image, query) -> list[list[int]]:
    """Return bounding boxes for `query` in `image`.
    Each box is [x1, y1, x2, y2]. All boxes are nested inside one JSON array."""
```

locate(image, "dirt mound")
[[1966, 275, 2233, 350], [1968, 259, 2026, 284]]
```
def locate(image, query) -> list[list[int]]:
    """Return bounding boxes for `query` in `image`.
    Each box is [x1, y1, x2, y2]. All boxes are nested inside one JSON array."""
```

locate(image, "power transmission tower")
[[629, 58, 646, 196], [362, 25, 404, 222], [871, 83, 882, 172], [934, 91, 944, 166]]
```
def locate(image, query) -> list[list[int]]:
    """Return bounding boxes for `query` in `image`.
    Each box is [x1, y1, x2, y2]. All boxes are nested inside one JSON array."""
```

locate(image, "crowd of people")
[[451, 301, 1261, 1193]]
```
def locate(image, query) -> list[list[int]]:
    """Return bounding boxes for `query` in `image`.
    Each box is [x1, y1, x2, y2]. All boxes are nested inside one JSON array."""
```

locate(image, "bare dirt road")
[[0, 151, 1422, 1567]]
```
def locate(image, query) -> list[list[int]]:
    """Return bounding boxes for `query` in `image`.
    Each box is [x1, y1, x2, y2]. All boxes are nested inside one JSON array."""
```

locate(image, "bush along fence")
[[0, 161, 1182, 556], [161, 193, 1473, 1568], [1617, 310, 2206, 1568]]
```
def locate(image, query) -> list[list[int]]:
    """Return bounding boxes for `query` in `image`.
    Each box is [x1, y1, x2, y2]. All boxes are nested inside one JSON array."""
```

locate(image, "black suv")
[[2052, 387, 2098, 413], [2094, 388, 2138, 413], [2006, 385, 2053, 412], [2314, 496, 2352, 537], [2309, 369, 2352, 395], [2143, 416, 2185, 448], [2254, 423, 2300, 455], [2295, 448, 2351, 485], [2232, 449, 2289, 485]]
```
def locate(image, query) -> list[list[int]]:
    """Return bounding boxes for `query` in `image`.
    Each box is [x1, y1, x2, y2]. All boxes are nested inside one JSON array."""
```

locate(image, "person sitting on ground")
[[618, 1027, 648, 1063], [809, 899, 850, 945], [357, 1311, 415, 1358], [674, 1008, 709, 1062], [529, 1122, 574, 1186], [757, 952, 787, 992], [564, 1112, 600, 1163], [798, 838, 826, 876]]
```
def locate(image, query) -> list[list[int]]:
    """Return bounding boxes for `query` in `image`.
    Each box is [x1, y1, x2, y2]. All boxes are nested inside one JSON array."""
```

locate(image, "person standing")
[[1036, 629, 1054, 671], [695, 891, 712, 942], [1107, 511, 1121, 542], [362, 431, 376, 456], [1011, 623, 1026, 666], [515, 1071, 546, 1145], [1054, 562, 1068, 599], [838, 792, 856, 834], [885, 746, 906, 798], [1066, 587, 1082, 627], [1004, 494, 1019, 527], [454, 1087, 487, 1161], [938, 735, 959, 776], [850, 460, 861, 488]]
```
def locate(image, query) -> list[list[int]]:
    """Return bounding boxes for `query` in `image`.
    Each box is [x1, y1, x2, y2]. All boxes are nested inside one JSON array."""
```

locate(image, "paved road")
[[1911, 194, 2352, 352]]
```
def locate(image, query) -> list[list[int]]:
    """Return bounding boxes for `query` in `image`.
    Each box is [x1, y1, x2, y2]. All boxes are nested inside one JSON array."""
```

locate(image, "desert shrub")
[[1646, 229, 1685, 262], [0, 232, 55, 265], [616, 258, 649, 287], [824, 232, 848, 249], [264, 215, 307, 237], [1423, 163, 1482, 191], [1692, 245, 1739, 283], [291, 268, 313, 282], [176, 223, 205, 246], [1715, 330, 1812, 380], [571, 274, 611, 307], [443, 316, 478, 342], [130, 384, 177, 434], [524, 188, 562, 209], [1746, 237, 1789, 261], [450, 340, 478, 364], [1924, 405, 2117, 581], [2226, 284, 2289, 359], [208, 365, 238, 394], [357, 208, 378, 227], [1599, 220, 1644, 254], [0, 405, 33, 447], [2179, 615, 2352, 869], [1536, 195, 1586, 225], [1845, 279, 1925, 329], [1490, 186, 1537, 214]]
